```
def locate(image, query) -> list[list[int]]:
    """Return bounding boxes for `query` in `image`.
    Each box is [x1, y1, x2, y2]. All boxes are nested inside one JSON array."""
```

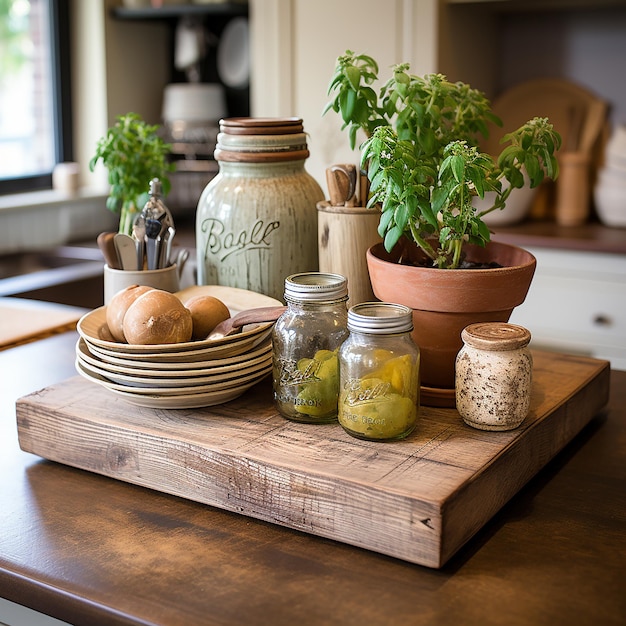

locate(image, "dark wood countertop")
[[491, 220, 626, 255], [1, 329, 625, 626]]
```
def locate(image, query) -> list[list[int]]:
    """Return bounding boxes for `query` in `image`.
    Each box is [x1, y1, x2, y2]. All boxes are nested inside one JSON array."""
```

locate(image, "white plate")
[[76, 337, 273, 373], [109, 383, 258, 410], [77, 344, 272, 388], [217, 17, 249, 88], [83, 326, 273, 363], [76, 358, 271, 398], [77, 284, 281, 356]]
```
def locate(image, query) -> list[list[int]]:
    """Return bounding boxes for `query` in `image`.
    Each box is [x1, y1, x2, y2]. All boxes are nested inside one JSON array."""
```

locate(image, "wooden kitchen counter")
[[1, 331, 625, 626], [491, 219, 626, 255]]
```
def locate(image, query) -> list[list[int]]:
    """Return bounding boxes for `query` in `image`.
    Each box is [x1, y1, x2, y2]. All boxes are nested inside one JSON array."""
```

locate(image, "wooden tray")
[[16, 350, 610, 569]]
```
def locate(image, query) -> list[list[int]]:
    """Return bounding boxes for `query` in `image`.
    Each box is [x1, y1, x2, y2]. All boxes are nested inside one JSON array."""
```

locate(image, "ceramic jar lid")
[[214, 117, 310, 163], [219, 117, 304, 135], [461, 322, 531, 351]]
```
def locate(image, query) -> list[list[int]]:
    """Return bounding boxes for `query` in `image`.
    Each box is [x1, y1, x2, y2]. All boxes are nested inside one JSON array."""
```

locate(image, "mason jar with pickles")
[[338, 302, 420, 441], [272, 273, 349, 423]]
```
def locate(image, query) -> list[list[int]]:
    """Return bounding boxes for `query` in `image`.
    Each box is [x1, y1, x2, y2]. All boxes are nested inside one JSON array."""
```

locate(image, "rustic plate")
[[76, 337, 273, 374], [76, 342, 272, 389], [77, 285, 282, 355], [108, 383, 259, 410], [83, 326, 273, 363], [75, 358, 271, 398], [76, 359, 263, 409]]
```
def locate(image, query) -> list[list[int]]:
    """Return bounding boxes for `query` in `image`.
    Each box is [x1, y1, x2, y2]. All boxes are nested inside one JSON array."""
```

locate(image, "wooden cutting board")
[[0, 298, 86, 350], [16, 350, 610, 568]]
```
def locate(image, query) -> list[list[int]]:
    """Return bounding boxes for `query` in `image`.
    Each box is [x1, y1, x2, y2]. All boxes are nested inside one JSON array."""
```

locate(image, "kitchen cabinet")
[[109, 2, 251, 213], [249, 0, 626, 190], [509, 247, 626, 369], [248, 0, 626, 371], [110, 2, 250, 116]]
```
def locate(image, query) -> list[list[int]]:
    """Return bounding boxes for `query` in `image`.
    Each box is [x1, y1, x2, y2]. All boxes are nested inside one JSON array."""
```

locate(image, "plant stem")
[[119, 204, 138, 236], [409, 223, 437, 262]]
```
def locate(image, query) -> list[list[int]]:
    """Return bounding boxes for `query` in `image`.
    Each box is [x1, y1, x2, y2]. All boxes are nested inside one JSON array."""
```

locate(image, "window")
[[0, 0, 71, 194]]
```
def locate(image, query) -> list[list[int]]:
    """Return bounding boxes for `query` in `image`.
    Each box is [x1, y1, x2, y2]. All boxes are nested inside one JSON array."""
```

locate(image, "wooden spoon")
[[208, 306, 286, 340], [579, 99, 608, 154], [326, 164, 357, 206], [97, 232, 120, 269]]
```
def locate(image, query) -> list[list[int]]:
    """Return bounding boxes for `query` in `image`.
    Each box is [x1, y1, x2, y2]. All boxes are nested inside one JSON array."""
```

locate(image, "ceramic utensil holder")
[[317, 201, 381, 306], [104, 264, 180, 305]]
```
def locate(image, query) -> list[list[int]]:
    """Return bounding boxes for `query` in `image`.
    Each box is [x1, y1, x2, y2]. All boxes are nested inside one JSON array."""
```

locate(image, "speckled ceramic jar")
[[196, 117, 324, 301], [455, 322, 532, 431]]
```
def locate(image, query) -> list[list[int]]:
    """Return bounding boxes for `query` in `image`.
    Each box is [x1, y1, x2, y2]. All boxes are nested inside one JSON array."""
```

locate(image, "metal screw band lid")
[[348, 302, 414, 334], [284, 272, 348, 303]]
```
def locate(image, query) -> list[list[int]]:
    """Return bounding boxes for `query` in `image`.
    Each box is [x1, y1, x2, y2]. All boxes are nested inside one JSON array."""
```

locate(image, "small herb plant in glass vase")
[[90, 112, 174, 236], [324, 51, 562, 270]]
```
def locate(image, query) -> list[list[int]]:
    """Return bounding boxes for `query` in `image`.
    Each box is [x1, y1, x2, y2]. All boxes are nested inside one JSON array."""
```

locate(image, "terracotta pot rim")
[[366, 240, 536, 273], [366, 240, 537, 313]]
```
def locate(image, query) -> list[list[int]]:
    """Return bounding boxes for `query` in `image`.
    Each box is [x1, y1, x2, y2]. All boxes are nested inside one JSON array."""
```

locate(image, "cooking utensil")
[[176, 248, 189, 279], [97, 232, 121, 269], [579, 99, 608, 154], [114, 233, 138, 270], [359, 168, 370, 207], [132, 217, 146, 270], [145, 217, 166, 270], [162, 226, 176, 268], [208, 306, 286, 340], [326, 164, 357, 206], [133, 178, 175, 271]]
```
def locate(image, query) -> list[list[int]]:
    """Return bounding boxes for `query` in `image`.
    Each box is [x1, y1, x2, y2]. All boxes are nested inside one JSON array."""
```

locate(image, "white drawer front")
[[509, 247, 626, 369]]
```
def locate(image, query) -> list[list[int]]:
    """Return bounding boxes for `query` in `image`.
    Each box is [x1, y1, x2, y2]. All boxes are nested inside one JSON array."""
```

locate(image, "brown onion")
[[123, 289, 193, 345], [184, 295, 231, 340], [105, 284, 155, 343]]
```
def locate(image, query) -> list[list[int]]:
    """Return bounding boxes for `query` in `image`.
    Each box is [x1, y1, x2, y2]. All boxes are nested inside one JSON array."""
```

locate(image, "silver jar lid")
[[284, 272, 348, 303], [348, 302, 414, 334]]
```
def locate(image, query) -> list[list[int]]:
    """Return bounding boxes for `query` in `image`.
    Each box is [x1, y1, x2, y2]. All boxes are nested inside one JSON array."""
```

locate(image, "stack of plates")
[[75, 286, 281, 409]]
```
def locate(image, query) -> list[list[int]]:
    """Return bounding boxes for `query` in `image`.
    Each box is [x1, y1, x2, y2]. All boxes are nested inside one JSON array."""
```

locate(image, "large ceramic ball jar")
[[196, 117, 324, 301]]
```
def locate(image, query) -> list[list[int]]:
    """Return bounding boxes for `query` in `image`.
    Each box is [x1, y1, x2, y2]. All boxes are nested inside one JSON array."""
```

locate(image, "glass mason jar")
[[272, 272, 349, 424], [196, 117, 324, 302], [456, 322, 533, 431], [338, 302, 420, 441]]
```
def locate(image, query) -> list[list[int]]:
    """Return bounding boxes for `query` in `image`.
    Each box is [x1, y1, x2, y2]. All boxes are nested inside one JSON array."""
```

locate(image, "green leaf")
[[477, 218, 491, 242], [345, 66, 361, 91], [384, 226, 403, 253], [394, 203, 410, 231], [348, 125, 358, 150], [524, 155, 540, 183], [451, 155, 465, 183], [339, 89, 357, 123], [420, 199, 438, 229]]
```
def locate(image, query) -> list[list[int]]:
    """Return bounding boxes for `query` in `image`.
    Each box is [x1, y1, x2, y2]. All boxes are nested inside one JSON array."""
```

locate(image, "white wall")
[[499, 7, 626, 128]]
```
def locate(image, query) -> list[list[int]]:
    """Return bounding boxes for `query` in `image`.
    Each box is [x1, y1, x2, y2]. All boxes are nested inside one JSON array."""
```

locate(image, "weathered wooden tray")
[[16, 350, 610, 568]]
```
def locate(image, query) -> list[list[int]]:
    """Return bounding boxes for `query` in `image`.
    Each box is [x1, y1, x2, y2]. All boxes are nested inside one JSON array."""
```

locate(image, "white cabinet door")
[[509, 247, 626, 370], [248, 0, 438, 192]]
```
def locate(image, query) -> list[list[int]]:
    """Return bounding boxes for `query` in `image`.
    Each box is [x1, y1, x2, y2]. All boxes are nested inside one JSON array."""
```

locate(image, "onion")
[[105, 284, 155, 343], [185, 295, 231, 340], [123, 289, 193, 345]]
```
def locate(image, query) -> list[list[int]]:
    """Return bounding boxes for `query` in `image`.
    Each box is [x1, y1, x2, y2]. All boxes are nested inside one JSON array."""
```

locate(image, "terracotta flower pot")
[[366, 240, 536, 407]]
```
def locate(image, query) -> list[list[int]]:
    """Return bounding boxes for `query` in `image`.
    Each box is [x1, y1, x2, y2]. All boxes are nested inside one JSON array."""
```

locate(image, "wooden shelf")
[[491, 220, 626, 255], [445, 0, 626, 11], [112, 3, 248, 21]]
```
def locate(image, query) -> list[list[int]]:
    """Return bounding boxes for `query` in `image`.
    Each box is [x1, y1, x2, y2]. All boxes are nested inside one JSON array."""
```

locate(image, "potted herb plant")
[[90, 112, 174, 236], [324, 51, 562, 405]]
